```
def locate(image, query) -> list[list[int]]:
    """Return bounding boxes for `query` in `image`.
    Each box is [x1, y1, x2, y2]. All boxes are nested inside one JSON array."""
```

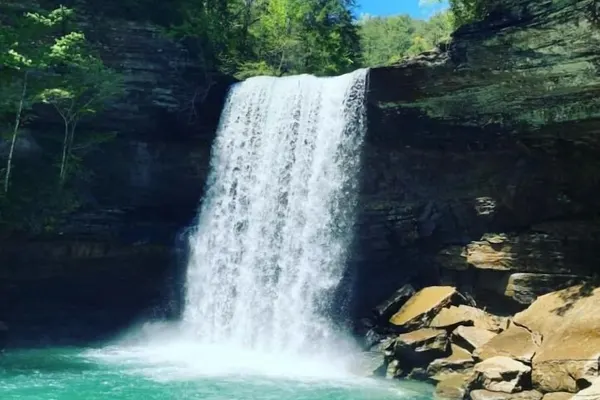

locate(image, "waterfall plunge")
[[89, 70, 370, 380], [183, 69, 368, 358]]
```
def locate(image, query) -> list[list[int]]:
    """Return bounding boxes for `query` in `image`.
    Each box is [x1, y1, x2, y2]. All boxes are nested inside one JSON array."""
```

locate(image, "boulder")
[[436, 373, 472, 400], [355, 351, 386, 377], [394, 328, 450, 366], [428, 344, 475, 379], [571, 377, 600, 400], [385, 359, 403, 379], [470, 390, 543, 400], [407, 367, 433, 382], [542, 394, 573, 400], [389, 286, 463, 331], [472, 356, 531, 394], [369, 335, 395, 355], [373, 284, 416, 321], [363, 328, 392, 350], [513, 286, 600, 393], [452, 326, 497, 352], [474, 325, 538, 364], [431, 305, 509, 333], [504, 274, 587, 305]]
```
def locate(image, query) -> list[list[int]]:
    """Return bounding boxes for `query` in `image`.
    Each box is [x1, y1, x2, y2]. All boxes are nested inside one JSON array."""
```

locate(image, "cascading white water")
[[182, 69, 367, 362]]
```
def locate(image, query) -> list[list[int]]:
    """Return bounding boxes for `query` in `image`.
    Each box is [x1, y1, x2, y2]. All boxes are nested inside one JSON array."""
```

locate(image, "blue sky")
[[356, 0, 448, 19]]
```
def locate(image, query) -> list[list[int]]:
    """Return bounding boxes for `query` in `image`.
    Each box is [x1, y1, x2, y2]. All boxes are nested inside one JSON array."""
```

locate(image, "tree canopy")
[[358, 11, 452, 67], [169, 0, 361, 79]]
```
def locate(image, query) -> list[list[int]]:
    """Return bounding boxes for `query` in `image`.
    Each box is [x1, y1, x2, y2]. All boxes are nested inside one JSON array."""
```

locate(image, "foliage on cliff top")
[[31, 0, 492, 75], [169, 0, 361, 79], [358, 11, 453, 67]]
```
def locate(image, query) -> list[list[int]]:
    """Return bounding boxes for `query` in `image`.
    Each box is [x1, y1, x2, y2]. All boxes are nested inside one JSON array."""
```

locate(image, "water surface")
[[1, 346, 434, 400]]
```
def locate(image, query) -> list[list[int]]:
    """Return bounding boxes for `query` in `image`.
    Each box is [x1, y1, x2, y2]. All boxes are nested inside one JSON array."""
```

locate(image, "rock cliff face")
[[0, 4, 230, 344], [2, 0, 600, 345], [352, 0, 600, 318]]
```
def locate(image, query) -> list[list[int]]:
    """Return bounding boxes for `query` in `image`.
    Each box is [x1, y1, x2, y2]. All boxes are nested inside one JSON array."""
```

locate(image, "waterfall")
[[182, 69, 368, 360]]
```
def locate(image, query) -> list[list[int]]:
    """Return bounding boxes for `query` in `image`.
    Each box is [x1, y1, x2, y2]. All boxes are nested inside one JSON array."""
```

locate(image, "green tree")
[[422, 0, 488, 27], [0, 6, 74, 193], [449, 0, 488, 26], [171, 0, 361, 79], [358, 11, 452, 67], [359, 14, 418, 66], [39, 33, 122, 184]]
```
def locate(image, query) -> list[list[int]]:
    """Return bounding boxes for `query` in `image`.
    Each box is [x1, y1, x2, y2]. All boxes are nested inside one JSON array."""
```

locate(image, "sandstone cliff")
[[353, 0, 600, 318]]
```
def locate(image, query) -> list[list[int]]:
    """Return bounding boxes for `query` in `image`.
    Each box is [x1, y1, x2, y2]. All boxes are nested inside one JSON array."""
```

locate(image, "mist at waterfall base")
[[0, 70, 434, 399]]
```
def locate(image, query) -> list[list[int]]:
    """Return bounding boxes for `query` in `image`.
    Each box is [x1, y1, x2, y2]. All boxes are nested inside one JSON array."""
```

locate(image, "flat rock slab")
[[471, 390, 543, 400], [395, 328, 449, 366], [397, 328, 449, 349], [542, 393, 573, 400], [431, 305, 509, 332], [389, 286, 462, 330], [514, 286, 600, 393], [428, 344, 474, 379], [464, 233, 575, 274], [473, 356, 531, 394], [452, 325, 497, 352], [474, 325, 538, 364]]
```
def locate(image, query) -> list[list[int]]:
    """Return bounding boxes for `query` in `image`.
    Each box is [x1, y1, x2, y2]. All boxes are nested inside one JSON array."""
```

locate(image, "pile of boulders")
[[362, 284, 600, 400]]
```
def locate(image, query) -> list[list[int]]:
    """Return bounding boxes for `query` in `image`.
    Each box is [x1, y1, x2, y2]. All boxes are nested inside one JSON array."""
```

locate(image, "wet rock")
[[355, 351, 386, 377], [472, 356, 531, 394], [372, 284, 415, 322], [394, 328, 450, 366], [452, 326, 497, 352], [474, 325, 538, 364], [389, 286, 463, 331], [385, 359, 403, 379], [363, 328, 391, 350], [407, 367, 433, 382]]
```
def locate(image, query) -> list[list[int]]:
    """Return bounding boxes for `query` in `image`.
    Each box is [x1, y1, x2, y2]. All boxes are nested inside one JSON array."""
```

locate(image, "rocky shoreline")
[[361, 284, 600, 400]]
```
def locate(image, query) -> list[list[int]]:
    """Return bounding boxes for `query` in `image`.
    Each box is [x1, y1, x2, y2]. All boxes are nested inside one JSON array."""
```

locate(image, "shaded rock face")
[[0, 238, 185, 346], [350, 0, 600, 318], [0, 6, 230, 345]]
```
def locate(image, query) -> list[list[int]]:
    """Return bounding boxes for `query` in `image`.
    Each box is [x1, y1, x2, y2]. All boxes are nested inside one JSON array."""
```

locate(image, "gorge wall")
[[2, 0, 600, 344], [354, 0, 600, 318], [0, 3, 229, 345]]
